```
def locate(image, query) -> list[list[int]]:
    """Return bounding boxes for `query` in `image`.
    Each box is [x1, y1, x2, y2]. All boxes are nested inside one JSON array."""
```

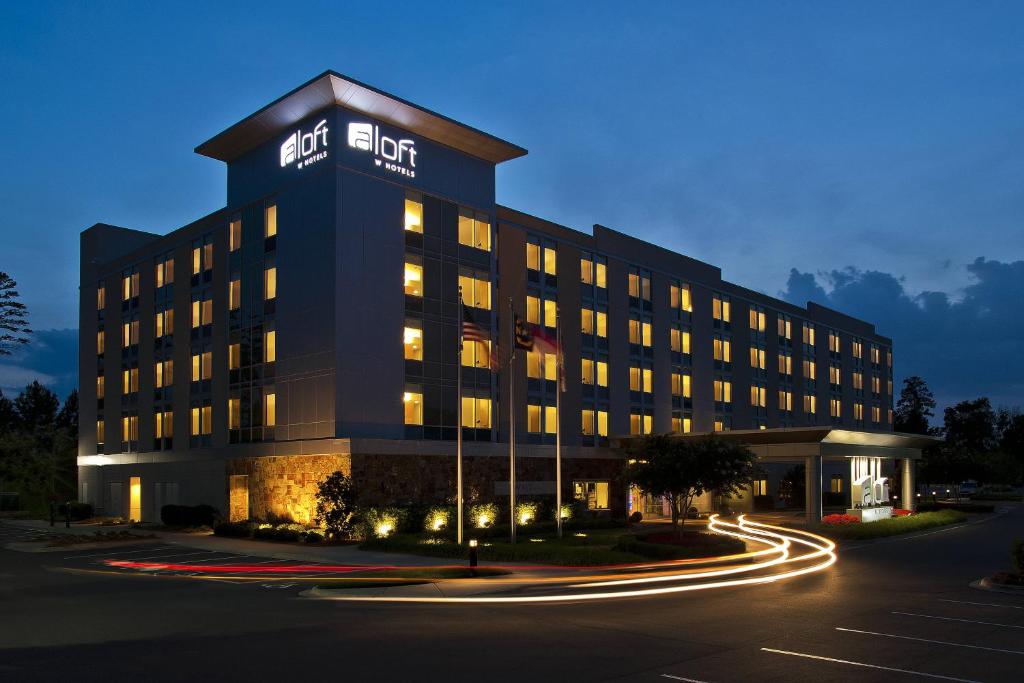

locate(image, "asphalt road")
[[1, 507, 1022, 683]]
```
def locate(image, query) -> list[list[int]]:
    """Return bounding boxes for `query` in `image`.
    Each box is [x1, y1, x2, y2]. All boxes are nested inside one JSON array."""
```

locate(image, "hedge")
[[161, 504, 219, 527]]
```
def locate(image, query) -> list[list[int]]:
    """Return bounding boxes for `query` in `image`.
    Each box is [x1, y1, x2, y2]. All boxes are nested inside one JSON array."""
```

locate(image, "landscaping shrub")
[[271, 524, 304, 542], [58, 502, 94, 521], [819, 510, 966, 540], [423, 505, 452, 533], [213, 521, 252, 538], [357, 507, 407, 539], [160, 504, 218, 527], [469, 502, 499, 529], [629, 511, 643, 524], [614, 532, 745, 560], [314, 471, 357, 538], [821, 492, 845, 507], [514, 501, 539, 526], [753, 494, 775, 511], [822, 513, 860, 525], [304, 530, 324, 544], [893, 508, 912, 516]]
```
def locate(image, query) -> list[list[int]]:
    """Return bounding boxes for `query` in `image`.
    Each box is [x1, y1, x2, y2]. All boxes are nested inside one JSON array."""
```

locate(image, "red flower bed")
[[892, 508, 912, 516], [822, 513, 861, 525]]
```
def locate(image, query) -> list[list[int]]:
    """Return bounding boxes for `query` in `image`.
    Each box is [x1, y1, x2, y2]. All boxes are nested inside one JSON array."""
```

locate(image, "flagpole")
[[508, 296, 517, 545], [555, 304, 563, 539], [456, 289, 464, 546]]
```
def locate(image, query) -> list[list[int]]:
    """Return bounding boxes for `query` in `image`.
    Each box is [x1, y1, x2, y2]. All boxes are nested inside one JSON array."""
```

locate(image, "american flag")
[[462, 305, 488, 343]]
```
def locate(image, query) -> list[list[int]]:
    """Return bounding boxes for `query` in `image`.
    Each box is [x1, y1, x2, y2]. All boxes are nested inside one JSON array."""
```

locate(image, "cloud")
[[780, 258, 1024, 411], [0, 328, 78, 399]]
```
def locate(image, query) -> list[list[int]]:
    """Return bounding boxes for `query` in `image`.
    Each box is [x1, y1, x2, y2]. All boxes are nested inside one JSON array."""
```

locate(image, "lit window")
[[527, 351, 542, 379], [96, 286, 105, 310], [803, 323, 816, 346], [804, 359, 817, 380], [229, 279, 241, 310], [192, 247, 201, 276], [596, 311, 607, 338], [829, 364, 841, 386], [750, 385, 766, 408], [872, 405, 881, 423], [264, 392, 277, 428], [714, 379, 732, 403], [462, 339, 491, 369], [596, 361, 608, 387], [96, 420, 105, 444], [804, 394, 817, 414], [527, 404, 541, 433], [96, 375, 105, 400], [458, 274, 491, 309], [543, 247, 557, 276], [544, 405, 557, 434], [525, 243, 540, 271], [629, 413, 641, 435], [597, 410, 608, 437], [581, 358, 594, 384], [458, 210, 491, 251], [404, 262, 423, 297], [830, 475, 843, 494], [778, 315, 792, 340], [750, 346, 765, 369], [154, 360, 173, 388], [527, 296, 540, 324], [853, 371, 863, 390], [404, 195, 423, 234], [830, 398, 842, 418], [854, 402, 864, 420], [229, 219, 241, 251], [714, 336, 732, 363], [229, 398, 240, 430], [574, 481, 610, 510], [543, 354, 557, 381], [97, 330, 105, 355], [190, 351, 212, 382], [629, 366, 641, 392], [779, 353, 792, 376], [753, 480, 768, 496], [265, 330, 276, 364], [544, 299, 557, 328], [852, 339, 863, 359], [155, 410, 172, 439], [229, 343, 240, 370], [749, 308, 766, 332], [264, 267, 277, 300], [461, 397, 492, 428], [829, 331, 841, 354], [779, 390, 793, 411], [155, 309, 174, 338], [712, 294, 730, 322], [404, 326, 423, 361], [403, 392, 423, 425], [629, 319, 641, 345], [265, 204, 277, 238], [582, 409, 595, 436], [641, 322, 652, 347], [581, 309, 594, 335], [580, 258, 593, 285], [122, 319, 139, 348], [595, 262, 607, 288]]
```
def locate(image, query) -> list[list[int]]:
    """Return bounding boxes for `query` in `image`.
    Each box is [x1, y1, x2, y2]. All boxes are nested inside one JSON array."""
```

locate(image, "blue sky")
[[0, 1, 1021, 416]]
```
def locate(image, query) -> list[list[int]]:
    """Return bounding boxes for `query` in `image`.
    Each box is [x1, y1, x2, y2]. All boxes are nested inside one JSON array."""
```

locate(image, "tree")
[[923, 398, 999, 498], [625, 435, 757, 535], [894, 376, 936, 435], [56, 390, 78, 433], [0, 389, 14, 433], [314, 470, 357, 538], [778, 464, 806, 508], [0, 272, 31, 355], [14, 381, 59, 435]]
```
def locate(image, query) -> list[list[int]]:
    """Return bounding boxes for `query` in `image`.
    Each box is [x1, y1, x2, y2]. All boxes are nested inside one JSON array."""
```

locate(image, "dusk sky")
[[1, 1, 1021, 417]]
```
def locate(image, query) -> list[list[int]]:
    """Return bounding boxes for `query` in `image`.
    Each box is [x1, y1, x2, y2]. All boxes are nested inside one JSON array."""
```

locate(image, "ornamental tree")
[[625, 435, 758, 534], [314, 471, 357, 538]]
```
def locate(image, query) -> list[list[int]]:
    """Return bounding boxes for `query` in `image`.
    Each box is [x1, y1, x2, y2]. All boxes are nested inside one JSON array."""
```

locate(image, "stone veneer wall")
[[227, 452, 626, 521], [226, 454, 350, 524]]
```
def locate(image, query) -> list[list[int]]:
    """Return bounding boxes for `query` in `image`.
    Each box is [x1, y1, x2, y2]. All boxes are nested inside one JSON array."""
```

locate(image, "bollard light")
[[468, 538, 478, 569]]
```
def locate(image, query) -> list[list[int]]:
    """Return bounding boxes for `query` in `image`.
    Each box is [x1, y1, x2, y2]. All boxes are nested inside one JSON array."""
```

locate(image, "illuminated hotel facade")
[[78, 71, 910, 525]]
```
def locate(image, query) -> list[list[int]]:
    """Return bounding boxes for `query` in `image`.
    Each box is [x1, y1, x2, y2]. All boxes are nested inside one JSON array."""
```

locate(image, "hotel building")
[[78, 71, 918, 526]]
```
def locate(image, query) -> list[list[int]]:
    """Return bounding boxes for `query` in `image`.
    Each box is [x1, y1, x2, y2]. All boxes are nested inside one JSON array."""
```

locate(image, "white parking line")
[[892, 611, 1024, 630], [760, 648, 982, 682], [660, 674, 710, 682], [938, 598, 1024, 610], [63, 546, 177, 559], [173, 554, 251, 564], [116, 550, 215, 562], [836, 626, 1024, 656]]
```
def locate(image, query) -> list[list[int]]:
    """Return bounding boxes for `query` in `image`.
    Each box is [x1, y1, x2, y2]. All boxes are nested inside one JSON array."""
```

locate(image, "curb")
[[969, 577, 1024, 596]]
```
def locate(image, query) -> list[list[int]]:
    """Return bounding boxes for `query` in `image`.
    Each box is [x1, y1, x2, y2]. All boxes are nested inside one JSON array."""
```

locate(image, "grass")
[[360, 526, 745, 565], [812, 510, 967, 540]]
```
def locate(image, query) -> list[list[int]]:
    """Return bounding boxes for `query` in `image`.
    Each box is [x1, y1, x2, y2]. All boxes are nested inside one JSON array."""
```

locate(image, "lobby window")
[[264, 267, 277, 301], [872, 405, 881, 423], [852, 339, 863, 360], [461, 397, 492, 429], [403, 391, 423, 425], [190, 404, 212, 436], [713, 335, 732, 363], [155, 308, 174, 338], [779, 390, 793, 412], [96, 420, 105, 445], [229, 279, 241, 310], [122, 319, 139, 348], [670, 327, 691, 354], [803, 359, 817, 380], [122, 271, 140, 301], [404, 194, 423, 233], [191, 295, 212, 328], [830, 475, 843, 494], [778, 314, 792, 341], [404, 326, 423, 361], [155, 410, 173, 439], [229, 219, 242, 251], [97, 330, 105, 355], [191, 351, 212, 382], [712, 294, 731, 323], [155, 257, 174, 288], [97, 285, 106, 310], [154, 359, 173, 388], [462, 340, 491, 369], [671, 282, 693, 312], [714, 379, 732, 404], [229, 398, 240, 430], [749, 307, 766, 333], [582, 409, 595, 436], [458, 209, 491, 251], [802, 323, 816, 346], [265, 330, 276, 363], [750, 346, 765, 370], [778, 352, 792, 376], [122, 367, 139, 394], [265, 204, 277, 239], [854, 402, 864, 421], [229, 343, 240, 370], [459, 272, 491, 310], [527, 404, 542, 433], [574, 481, 610, 510], [750, 384, 766, 408], [96, 375, 104, 400], [804, 394, 817, 414], [527, 296, 540, 324], [830, 398, 842, 418], [581, 258, 594, 285], [266, 389, 278, 428], [404, 261, 423, 297]]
